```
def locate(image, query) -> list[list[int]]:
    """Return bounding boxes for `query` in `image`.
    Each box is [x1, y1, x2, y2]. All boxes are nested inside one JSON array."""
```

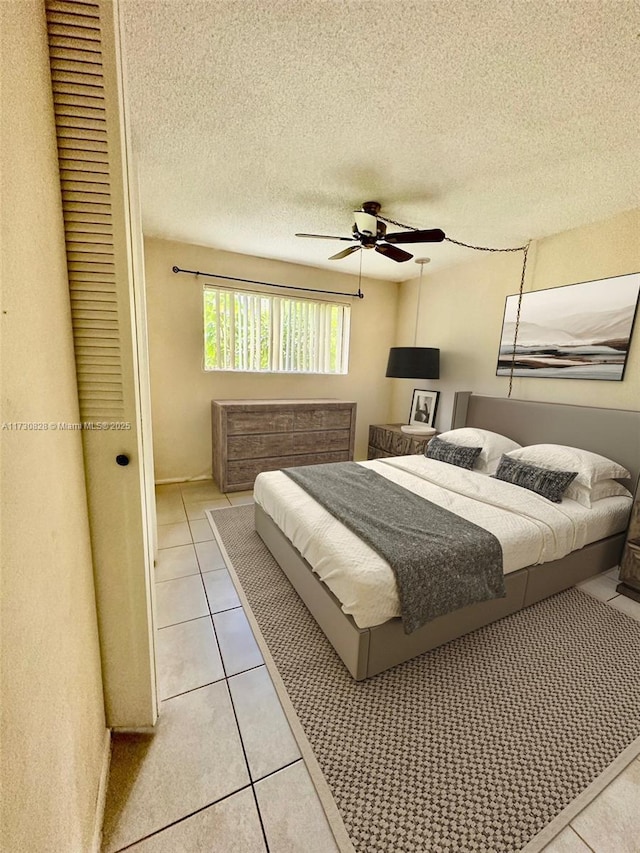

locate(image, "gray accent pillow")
[[425, 436, 482, 470], [493, 455, 578, 502]]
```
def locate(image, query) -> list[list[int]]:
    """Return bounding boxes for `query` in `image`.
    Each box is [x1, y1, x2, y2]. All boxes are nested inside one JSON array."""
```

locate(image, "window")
[[203, 286, 350, 374]]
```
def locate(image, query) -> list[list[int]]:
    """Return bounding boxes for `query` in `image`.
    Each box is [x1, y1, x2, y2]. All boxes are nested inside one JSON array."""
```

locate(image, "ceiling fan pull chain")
[[444, 235, 529, 253], [378, 214, 418, 231]]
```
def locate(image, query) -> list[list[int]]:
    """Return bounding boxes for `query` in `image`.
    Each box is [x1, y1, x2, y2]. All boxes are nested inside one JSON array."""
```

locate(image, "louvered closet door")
[[46, 0, 157, 727]]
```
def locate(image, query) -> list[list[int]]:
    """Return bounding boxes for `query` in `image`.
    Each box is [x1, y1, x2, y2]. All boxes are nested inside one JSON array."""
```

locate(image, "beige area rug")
[[208, 504, 640, 853]]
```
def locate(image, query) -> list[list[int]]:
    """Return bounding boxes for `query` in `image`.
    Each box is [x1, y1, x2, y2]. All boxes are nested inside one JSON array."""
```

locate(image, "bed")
[[253, 396, 640, 680]]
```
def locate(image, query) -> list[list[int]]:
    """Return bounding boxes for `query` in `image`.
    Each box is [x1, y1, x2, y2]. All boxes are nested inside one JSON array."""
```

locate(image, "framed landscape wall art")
[[496, 272, 640, 381], [409, 389, 439, 428]]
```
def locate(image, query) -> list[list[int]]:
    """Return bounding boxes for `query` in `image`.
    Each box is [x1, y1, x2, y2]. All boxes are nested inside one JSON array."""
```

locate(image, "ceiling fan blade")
[[329, 245, 362, 261], [375, 243, 412, 263], [295, 233, 355, 241], [384, 228, 446, 244]]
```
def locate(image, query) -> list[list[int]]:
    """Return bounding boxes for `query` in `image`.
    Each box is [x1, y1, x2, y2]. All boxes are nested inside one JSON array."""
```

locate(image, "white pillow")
[[564, 479, 633, 508], [505, 444, 631, 489], [436, 428, 522, 475]]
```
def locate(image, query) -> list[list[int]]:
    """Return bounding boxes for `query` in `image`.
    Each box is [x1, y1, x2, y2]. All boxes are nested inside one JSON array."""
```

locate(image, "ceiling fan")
[[295, 201, 445, 263]]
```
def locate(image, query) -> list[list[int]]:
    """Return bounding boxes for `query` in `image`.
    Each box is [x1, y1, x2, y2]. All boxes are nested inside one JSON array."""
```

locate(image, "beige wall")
[[145, 211, 640, 482], [392, 209, 640, 429], [145, 237, 399, 480], [0, 4, 107, 851]]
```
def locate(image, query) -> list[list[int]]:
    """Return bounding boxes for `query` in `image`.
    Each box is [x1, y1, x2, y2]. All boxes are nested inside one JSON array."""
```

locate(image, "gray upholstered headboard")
[[455, 393, 640, 492]]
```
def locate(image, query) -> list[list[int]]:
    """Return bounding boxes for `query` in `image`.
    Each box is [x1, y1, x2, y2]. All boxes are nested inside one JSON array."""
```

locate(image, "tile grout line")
[[189, 492, 271, 852], [222, 678, 272, 853], [223, 661, 265, 679], [155, 540, 195, 551], [156, 613, 210, 630], [112, 783, 255, 853], [567, 825, 597, 852], [158, 661, 279, 704], [208, 603, 243, 616], [156, 539, 193, 550], [155, 572, 201, 585], [253, 756, 303, 786], [196, 543, 272, 852], [160, 676, 226, 703], [156, 614, 211, 633]]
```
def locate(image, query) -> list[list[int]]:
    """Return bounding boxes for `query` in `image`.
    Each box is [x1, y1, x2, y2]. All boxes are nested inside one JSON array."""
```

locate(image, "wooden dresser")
[[211, 398, 357, 492], [367, 423, 436, 460]]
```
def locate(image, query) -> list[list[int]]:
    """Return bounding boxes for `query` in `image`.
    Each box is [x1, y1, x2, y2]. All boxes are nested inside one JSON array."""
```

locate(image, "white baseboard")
[[91, 728, 112, 853]]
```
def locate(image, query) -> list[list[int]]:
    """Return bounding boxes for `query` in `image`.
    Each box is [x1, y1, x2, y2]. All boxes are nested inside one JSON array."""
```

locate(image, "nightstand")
[[367, 423, 436, 460], [617, 497, 640, 602]]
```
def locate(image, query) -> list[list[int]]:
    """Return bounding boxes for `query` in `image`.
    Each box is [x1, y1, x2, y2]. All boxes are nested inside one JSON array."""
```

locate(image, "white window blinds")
[[204, 287, 350, 374]]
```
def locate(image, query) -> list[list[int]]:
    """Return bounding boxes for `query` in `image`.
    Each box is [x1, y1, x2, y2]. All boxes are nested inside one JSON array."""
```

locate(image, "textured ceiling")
[[120, 1, 640, 281]]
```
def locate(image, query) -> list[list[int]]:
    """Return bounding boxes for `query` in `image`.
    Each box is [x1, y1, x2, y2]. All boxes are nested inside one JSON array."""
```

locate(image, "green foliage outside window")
[[203, 287, 349, 374]]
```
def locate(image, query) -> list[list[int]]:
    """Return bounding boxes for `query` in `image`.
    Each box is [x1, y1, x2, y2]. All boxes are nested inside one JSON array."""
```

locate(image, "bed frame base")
[[255, 503, 625, 680]]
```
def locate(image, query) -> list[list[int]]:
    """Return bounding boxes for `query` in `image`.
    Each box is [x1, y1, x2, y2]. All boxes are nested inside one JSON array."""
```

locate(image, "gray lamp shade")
[[385, 347, 440, 379]]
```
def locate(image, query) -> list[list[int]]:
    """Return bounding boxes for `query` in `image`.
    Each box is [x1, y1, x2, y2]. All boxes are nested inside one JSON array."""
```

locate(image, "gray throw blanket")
[[283, 462, 505, 634]]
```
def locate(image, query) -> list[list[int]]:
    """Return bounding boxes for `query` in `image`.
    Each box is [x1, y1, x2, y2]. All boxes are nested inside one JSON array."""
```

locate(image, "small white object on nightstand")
[[400, 425, 437, 436]]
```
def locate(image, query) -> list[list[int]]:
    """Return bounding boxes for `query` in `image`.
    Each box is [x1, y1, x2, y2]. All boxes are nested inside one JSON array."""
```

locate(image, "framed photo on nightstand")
[[408, 389, 439, 428]]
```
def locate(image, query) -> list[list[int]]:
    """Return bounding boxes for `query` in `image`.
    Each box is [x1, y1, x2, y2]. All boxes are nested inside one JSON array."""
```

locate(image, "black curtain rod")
[[172, 265, 364, 299]]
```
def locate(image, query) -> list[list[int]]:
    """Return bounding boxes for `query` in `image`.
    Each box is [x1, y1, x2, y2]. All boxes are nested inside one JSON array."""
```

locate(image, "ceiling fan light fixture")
[[353, 210, 378, 236]]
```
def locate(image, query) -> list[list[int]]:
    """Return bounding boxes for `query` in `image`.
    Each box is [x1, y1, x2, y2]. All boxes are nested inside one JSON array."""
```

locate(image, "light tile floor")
[[102, 480, 640, 852], [102, 479, 338, 852]]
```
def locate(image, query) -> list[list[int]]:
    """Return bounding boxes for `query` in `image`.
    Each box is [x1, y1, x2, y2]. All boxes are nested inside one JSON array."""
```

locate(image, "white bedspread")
[[253, 456, 631, 629]]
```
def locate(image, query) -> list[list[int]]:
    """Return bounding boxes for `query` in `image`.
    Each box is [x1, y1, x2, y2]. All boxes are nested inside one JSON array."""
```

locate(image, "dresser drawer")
[[227, 450, 351, 487], [227, 411, 294, 435], [294, 408, 353, 431], [227, 429, 351, 460]]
